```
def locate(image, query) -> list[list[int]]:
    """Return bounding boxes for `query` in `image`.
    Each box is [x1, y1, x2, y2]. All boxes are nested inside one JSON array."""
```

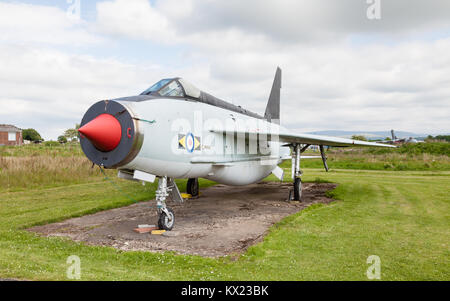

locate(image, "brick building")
[[0, 124, 23, 146]]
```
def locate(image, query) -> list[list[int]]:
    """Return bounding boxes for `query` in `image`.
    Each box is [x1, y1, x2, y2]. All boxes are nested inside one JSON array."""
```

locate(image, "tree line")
[[22, 124, 80, 144]]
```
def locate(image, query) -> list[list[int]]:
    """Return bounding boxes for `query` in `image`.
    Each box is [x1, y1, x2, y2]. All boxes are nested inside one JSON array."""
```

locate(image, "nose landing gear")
[[155, 176, 183, 230]]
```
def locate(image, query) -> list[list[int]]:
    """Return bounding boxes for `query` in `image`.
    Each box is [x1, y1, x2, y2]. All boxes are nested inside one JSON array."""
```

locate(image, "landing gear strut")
[[186, 178, 199, 197], [290, 144, 303, 201], [155, 176, 183, 230]]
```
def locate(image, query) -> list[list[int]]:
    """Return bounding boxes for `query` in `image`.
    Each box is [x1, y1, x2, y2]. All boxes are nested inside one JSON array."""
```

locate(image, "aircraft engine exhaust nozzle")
[[78, 113, 122, 152]]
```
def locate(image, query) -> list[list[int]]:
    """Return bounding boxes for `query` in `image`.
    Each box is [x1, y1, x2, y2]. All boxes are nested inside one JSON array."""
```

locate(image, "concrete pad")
[[29, 182, 336, 257]]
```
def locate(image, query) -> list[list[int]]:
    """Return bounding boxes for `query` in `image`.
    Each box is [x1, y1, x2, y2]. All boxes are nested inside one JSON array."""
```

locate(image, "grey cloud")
[[166, 0, 450, 43], [2, 0, 450, 139]]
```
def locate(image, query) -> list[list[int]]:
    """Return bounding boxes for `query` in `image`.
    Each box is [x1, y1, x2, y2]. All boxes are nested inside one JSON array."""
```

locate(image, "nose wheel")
[[158, 207, 175, 231]]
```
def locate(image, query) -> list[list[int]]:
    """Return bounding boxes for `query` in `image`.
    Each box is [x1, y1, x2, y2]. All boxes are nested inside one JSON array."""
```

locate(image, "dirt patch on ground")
[[29, 182, 336, 257]]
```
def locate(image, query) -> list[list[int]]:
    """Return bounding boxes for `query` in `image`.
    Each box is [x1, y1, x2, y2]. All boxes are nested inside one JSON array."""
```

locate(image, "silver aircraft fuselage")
[[78, 70, 394, 230], [116, 98, 290, 185]]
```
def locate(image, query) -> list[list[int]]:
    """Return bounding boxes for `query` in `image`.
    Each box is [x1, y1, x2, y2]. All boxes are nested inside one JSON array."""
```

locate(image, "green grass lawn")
[[0, 165, 448, 280]]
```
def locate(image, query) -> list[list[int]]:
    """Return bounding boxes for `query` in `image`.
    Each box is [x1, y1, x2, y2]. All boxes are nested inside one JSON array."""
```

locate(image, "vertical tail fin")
[[264, 67, 282, 124], [391, 129, 396, 140]]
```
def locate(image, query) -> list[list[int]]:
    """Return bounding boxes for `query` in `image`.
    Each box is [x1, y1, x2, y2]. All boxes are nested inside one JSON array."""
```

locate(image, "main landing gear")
[[290, 143, 303, 201], [186, 178, 199, 197], [289, 143, 329, 201], [293, 177, 302, 201]]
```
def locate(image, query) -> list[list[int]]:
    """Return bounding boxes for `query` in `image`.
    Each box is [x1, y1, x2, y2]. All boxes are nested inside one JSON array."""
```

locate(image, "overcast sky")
[[0, 0, 449, 140]]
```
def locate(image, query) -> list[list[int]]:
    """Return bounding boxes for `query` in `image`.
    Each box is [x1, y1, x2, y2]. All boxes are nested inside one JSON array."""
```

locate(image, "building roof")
[[0, 124, 22, 132]]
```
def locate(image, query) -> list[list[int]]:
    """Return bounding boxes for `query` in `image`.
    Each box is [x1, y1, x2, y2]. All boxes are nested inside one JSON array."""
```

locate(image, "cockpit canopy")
[[141, 78, 201, 99]]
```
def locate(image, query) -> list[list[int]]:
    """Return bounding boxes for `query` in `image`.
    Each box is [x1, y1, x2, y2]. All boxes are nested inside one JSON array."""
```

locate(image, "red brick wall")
[[17, 131, 23, 145], [0, 131, 23, 146]]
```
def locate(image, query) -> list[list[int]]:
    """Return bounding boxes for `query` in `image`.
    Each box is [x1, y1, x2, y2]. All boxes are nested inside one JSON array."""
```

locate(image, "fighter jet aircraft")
[[78, 67, 394, 230], [379, 129, 419, 145]]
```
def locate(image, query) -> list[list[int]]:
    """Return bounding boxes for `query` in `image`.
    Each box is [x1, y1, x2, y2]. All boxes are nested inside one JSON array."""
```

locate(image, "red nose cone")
[[78, 114, 122, 152]]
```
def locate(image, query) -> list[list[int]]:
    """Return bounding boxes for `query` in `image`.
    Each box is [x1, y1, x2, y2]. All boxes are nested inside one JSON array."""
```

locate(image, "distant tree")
[[351, 135, 367, 141], [58, 135, 68, 144], [64, 129, 78, 141], [425, 135, 434, 143], [22, 128, 42, 142], [64, 124, 80, 142], [434, 135, 450, 142], [385, 137, 392, 141]]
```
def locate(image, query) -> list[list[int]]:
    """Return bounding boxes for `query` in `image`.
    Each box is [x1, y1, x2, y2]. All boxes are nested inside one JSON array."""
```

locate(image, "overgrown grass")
[[0, 143, 113, 192], [0, 143, 84, 157], [2, 142, 448, 191], [0, 156, 114, 192]]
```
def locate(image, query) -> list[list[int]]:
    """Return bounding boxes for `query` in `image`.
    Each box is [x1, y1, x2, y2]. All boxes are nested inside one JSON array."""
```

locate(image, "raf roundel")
[[186, 133, 195, 153]]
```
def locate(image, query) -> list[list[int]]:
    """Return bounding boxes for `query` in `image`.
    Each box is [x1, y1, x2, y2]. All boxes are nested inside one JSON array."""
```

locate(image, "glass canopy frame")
[[141, 78, 201, 99]]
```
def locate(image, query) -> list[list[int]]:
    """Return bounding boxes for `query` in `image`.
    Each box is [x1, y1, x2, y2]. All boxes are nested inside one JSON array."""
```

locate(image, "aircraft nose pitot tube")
[[78, 100, 143, 169]]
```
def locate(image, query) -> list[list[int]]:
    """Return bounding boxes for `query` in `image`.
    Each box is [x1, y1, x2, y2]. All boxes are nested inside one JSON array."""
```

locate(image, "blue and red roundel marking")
[[186, 132, 195, 153]]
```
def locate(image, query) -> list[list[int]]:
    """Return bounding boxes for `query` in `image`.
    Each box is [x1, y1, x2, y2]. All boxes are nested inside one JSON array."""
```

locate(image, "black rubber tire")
[[158, 207, 175, 231], [293, 177, 302, 201], [186, 178, 199, 197]]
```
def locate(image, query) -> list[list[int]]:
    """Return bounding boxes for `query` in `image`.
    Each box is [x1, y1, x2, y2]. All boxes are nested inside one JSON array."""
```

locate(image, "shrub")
[[57, 136, 68, 144], [44, 141, 60, 147], [22, 128, 42, 142]]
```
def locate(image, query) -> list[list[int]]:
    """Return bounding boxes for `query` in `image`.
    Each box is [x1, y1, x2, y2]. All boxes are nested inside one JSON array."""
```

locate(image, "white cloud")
[[0, 2, 101, 46], [0, 44, 160, 139], [95, 0, 176, 42], [0, 0, 449, 140], [150, 0, 450, 43]]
